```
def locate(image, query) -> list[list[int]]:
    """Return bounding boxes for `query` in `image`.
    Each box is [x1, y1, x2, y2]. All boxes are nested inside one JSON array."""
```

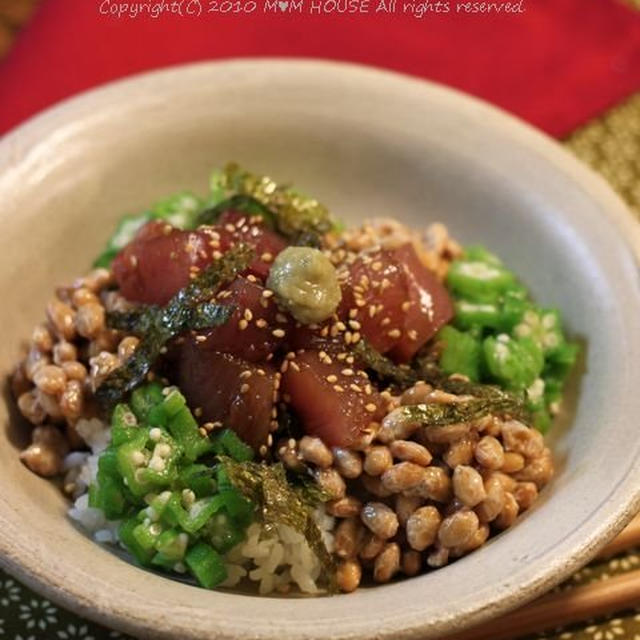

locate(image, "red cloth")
[[1, 0, 640, 137]]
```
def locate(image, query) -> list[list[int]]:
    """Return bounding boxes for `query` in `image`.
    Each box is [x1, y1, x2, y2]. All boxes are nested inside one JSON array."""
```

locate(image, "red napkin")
[[1, 0, 639, 136]]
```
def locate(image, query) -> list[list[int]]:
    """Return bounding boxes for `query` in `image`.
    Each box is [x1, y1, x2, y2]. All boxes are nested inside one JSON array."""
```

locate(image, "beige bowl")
[[1, 60, 640, 640]]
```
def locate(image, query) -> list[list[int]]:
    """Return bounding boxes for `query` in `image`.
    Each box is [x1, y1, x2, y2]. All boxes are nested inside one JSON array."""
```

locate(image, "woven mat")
[[1, 3, 640, 638]]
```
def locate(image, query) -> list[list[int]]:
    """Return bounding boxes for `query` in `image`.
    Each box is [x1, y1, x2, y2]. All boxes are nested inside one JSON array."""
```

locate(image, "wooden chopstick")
[[445, 514, 640, 640], [596, 513, 640, 559], [446, 569, 640, 640]]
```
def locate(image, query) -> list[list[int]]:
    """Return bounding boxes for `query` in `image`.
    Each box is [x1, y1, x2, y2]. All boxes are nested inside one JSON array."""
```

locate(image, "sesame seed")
[[240, 370, 252, 379], [387, 329, 401, 339], [348, 308, 358, 319], [240, 383, 250, 394], [381, 317, 391, 327], [267, 433, 274, 446], [350, 383, 362, 392], [238, 319, 249, 331], [261, 252, 273, 262], [194, 407, 203, 417], [213, 251, 223, 260], [351, 332, 361, 344], [256, 319, 267, 328], [198, 427, 207, 437], [371, 261, 382, 271], [244, 308, 253, 321], [272, 328, 286, 338], [262, 289, 274, 298], [326, 374, 338, 383], [365, 403, 377, 413], [408, 329, 418, 341], [247, 274, 258, 283], [355, 299, 366, 308], [401, 301, 411, 312], [259, 445, 268, 457], [333, 385, 345, 392], [280, 361, 290, 373], [195, 335, 207, 343], [349, 320, 362, 330], [341, 368, 354, 376], [364, 384, 373, 395]]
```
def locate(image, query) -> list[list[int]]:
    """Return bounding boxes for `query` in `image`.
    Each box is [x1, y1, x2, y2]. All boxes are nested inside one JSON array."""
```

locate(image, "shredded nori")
[[397, 391, 527, 427], [197, 194, 276, 229], [106, 307, 159, 333], [107, 302, 233, 335], [204, 163, 336, 246], [418, 365, 528, 421], [352, 339, 419, 389], [96, 245, 253, 410], [356, 339, 528, 423], [219, 457, 336, 591]]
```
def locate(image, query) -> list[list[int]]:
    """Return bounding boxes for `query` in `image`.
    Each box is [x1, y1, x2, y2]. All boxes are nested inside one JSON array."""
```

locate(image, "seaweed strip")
[[356, 340, 528, 422], [398, 392, 527, 427], [220, 457, 336, 591], [96, 245, 253, 410], [352, 339, 418, 389], [197, 194, 276, 228], [203, 163, 335, 245]]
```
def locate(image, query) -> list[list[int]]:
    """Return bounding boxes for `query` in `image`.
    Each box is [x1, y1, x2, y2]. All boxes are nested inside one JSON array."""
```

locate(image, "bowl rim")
[[1, 57, 640, 640]]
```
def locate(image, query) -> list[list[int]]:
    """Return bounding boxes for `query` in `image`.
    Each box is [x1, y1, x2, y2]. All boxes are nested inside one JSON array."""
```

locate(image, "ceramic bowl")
[[1, 60, 639, 640]]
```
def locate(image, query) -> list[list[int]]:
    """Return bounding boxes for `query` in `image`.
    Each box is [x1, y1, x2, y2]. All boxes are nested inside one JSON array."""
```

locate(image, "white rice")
[[222, 509, 335, 594], [66, 417, 119, 543], [65, 417, 334, 594]]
